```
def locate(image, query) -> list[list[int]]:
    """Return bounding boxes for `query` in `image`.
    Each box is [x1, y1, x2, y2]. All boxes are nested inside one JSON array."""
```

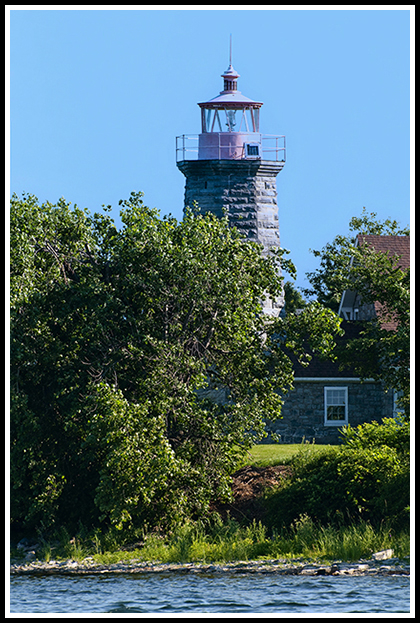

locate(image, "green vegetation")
[[303, 208, 410, 415], [10, 191, 342, 536], [283, 280, 308, 313], [10, 420, 409, 566], [303, 207, 410, 312], [104, 516, 408, 564], [9, 194, 410, 565], [246, 442, 334, 468], [11, 516, 409, 566], [263, 417, 410, 532]]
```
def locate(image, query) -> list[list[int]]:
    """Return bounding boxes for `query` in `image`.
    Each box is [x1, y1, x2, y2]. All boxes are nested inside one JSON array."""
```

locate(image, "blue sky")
[[8, 7, 412, 291]]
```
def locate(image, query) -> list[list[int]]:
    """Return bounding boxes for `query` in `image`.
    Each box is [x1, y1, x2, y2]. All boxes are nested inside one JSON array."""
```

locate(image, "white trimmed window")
[[324, 386, 348, 426]]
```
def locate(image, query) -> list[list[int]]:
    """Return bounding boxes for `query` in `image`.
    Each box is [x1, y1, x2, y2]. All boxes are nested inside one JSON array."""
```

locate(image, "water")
[[10, 573, 411, 614]]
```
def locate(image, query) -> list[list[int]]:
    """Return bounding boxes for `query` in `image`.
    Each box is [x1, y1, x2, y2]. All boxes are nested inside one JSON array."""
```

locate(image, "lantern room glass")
[[201, 107, 260, 133]]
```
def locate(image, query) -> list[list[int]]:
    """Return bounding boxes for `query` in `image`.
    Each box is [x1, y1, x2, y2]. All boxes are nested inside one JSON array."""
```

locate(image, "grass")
[[14, 515, 408, 567], [87, 517, 409, 566], [243, 442, 336, 468]]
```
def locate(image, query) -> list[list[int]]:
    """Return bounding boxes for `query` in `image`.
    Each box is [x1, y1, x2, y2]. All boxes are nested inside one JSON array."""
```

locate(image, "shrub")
[[263, 418, 410, 531], [340, 416, 410, 454]]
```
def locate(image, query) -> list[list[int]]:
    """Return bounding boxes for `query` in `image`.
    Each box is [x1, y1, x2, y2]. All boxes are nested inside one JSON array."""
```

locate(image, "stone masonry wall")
[[177, 160, 284, 253], [265, 380, 394, 444], [177, 159, 285, 313]]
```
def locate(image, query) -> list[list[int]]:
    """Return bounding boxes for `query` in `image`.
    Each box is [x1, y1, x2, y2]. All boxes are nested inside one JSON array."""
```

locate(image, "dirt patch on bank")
[[211, 464, 292, 524]]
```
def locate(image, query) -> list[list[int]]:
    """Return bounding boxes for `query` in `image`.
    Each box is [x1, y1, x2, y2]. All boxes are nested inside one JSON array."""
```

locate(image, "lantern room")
[[197, 60, 264, 160]]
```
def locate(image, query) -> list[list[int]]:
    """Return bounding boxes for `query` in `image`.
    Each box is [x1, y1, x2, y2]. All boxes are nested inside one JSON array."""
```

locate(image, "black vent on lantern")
[[224, 79, 237, 91]]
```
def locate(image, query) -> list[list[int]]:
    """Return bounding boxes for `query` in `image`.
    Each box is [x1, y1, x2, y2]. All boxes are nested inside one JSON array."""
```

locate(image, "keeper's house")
[[267, 234, 410, 444]]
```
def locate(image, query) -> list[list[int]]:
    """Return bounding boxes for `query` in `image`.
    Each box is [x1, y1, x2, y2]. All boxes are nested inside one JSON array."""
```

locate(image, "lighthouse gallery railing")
[[176, 134, 286, 163]]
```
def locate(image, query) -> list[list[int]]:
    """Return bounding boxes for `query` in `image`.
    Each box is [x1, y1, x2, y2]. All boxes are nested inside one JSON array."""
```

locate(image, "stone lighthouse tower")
[[176, 49, 286, 316]]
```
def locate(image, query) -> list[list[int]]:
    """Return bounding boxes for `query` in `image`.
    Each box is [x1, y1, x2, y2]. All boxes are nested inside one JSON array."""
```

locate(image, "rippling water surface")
[[10, 573, 410, 614]]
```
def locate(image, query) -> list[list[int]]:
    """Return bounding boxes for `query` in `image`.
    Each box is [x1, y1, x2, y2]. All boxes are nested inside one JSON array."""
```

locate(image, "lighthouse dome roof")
[[198, 52, 263, 109], [199, 91, 262, 108]]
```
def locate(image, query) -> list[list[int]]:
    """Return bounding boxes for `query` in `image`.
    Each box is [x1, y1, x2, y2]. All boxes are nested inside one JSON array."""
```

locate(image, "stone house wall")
[[265, 379, 394, 444]]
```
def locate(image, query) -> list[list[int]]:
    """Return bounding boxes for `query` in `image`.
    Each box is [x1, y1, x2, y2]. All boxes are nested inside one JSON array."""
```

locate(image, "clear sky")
[[8, 7, 412, 291]]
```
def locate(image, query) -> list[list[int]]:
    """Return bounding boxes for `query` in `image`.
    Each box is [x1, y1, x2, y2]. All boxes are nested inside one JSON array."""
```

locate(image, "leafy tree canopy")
[[303, 207, 409, 311], [283, 280, 308, 314], [338, 236, 410, 416], [303, 208, 410, 415], [10, 191, 342, 535]]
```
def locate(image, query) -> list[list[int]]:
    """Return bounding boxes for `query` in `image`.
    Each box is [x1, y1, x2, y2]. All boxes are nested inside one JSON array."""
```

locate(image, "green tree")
[[283, 280, 307, 314], [303, 208, 409, 311], [302, 208, 410, 415], [338, 237, 410, 415], [10, 191, 342, 534], [10, 193, 102, 531]]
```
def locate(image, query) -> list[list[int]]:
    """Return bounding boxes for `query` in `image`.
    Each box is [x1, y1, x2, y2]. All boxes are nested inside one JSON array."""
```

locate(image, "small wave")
[[10, 573, 411, 614], [107, 602, 145, 613]]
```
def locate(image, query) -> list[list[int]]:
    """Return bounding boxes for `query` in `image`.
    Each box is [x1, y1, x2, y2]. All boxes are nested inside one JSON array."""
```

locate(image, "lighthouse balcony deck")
[[176, 133, 286, 163]]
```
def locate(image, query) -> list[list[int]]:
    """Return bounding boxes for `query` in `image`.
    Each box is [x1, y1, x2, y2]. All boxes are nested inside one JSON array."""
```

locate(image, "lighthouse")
[[176, 48, 286, 316]]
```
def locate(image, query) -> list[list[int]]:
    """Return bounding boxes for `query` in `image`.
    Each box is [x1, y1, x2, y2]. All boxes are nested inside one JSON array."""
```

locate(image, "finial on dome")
[[221, 35, 239, 92]]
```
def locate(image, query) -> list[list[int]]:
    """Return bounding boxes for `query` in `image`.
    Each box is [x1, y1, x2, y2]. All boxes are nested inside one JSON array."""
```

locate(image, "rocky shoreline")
[[10, 551, 410, 578]]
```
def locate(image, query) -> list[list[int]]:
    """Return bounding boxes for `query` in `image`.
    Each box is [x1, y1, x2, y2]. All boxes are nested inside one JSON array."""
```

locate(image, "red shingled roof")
[[356, 234, 410, 269]]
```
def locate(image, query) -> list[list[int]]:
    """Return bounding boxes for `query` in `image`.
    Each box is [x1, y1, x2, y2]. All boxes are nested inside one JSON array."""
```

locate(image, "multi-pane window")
[[324, 387, 348, 426]]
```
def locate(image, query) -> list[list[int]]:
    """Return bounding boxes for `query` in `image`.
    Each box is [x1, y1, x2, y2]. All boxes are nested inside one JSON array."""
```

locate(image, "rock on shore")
[[10, 555, 410, 577]]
